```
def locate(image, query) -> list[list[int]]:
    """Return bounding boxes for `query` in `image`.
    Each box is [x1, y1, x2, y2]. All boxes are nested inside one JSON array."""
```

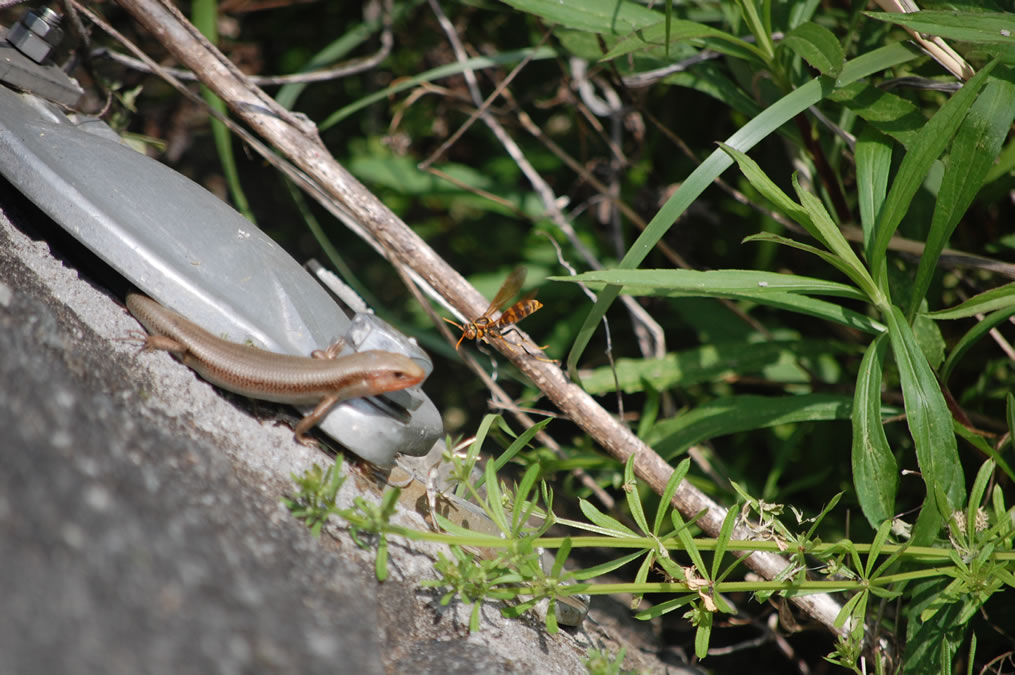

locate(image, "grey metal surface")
[[0, 26, 83, 106], [0, 83, 442, 465]]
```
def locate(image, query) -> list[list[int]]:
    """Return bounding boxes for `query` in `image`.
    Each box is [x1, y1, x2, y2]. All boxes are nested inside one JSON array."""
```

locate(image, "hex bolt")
[[7, 8, 64, 65]]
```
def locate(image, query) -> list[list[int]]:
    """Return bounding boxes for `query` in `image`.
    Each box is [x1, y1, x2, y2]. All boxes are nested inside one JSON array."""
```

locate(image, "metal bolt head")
[[7, 8, 64, 64]]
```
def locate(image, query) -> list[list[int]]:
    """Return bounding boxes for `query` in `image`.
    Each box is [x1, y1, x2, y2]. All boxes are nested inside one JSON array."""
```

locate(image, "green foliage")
[[286, 441, 1015, 673], [281, 460, 348, 538], [122, 0, 1015, 669]]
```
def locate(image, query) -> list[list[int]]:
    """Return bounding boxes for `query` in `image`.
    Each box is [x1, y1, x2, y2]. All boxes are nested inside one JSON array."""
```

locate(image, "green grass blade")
[[566, 42, 917, 380], [577, 339, 855, 395], [867, 10, 1015, 45], [852, 334, 898, 528], [554, 269, 885, 334], [275, 0, 421, 109], [602, 20, 762, 63], [500, 0, 661, 34], [908, 69, 1015, 319], [928, 282, 1015, 320], [653, 458, 690, 536], [855, 125, 892, 255], [624, 455, 650, 535], [578, 499, 639, 538], [939, 305, 1015, 383], [321, 47, 557, 129], [554, 268, 866, 299], [193, 0, 254, 222], [644, 393, 862, 459], [870, 62, 997, 285]]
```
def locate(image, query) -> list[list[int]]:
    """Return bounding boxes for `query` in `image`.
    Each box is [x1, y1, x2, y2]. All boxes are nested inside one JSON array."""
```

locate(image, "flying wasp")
[[444, 267, 548, 356]]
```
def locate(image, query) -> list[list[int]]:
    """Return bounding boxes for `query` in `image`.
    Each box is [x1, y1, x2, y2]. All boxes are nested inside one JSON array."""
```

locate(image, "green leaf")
[[712, 506, 737, 580], [883, 306, 965, 538], [484, 460, 509, 533], [193, 0, 254, 223], [716, 144, 880, 302], [577, 339, 855, 395], [913, 311, 946, 370], [694, 611, 713, 659], [513, 464, 543, 533], [742, 232, 874, 300], [827, 82, 925, 149], [780, 21, 844, 77], [551, 537, 572, 578], [967, 461, 995, 545], [601, 19, 754, 62], [909, 69, 1015, 318], [671, 507, 707, 583], [1008, 393, 1015, 441], [566, 42, 919, 379], [499, 0, 661, 35], [490, 417, 552, 477], [578, 499, 639, 537], [624, 455, 650, 535], [555, 267, 885, 333], [456, 414, 499, 499], [866, 519, 894, 578], [555, 268, 867, 300], [953, 423, 1015, 486], [939, 305, 1015, 383], [571, 550, 648, 580], [321, 47, 557, 128], [867, 10, 1015, 45], [903, 586, 966, 673], [376, 536, 389, 581], [870, 62, 997, 285], [654, 458, 690, 536], [715, 144, 822, 245], [634, 593, 698, 620], [792, 175, 880, 302], [855, 125, 892, 255], [927, 282, 1015, 319], [852, 334, 898, 529], [660, 62, 765, 121], [644, 393, 862, 459]]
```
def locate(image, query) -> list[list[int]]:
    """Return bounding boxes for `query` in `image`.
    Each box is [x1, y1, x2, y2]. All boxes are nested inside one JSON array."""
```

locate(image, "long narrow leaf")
[[624, 455, 650, 535], [870, 62, 996, 284], [908, 70, 1015, 318], [322, 47, 557, 128], [500, 0, 661, 34], [554, 268, 866, 299], [927, 283, 1015, 320], [883, 306, 965, 542], [566, 42, 917, 379], [856, 124, 889, 253], [645, 393, 865, 458], [654, 458, 690, 536], [939, 305, 1015, 383], [867, 11, 1015, 45], [555, 269, 884, 334], [577, 339, 856, 395], [852, 334, 898, 528]]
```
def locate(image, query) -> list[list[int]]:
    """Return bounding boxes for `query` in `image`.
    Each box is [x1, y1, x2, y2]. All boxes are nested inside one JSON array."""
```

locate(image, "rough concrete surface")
[[0, 191, 684, 674]]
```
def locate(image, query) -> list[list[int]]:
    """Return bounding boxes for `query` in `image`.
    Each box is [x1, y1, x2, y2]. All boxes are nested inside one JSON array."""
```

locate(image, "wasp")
[[444, 266, 548, 356]]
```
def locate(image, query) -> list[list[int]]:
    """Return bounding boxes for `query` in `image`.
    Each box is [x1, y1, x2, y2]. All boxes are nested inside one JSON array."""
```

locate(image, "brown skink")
[[125, 292, 425, 444]]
